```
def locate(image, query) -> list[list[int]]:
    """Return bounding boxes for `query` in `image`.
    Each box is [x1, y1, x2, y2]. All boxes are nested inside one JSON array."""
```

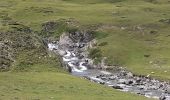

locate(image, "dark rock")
[[68, 66, 72, 73], [125, 80, 134, 85], [165, 87, 170, 94], [159, 84, 164, 88], [112, 85, 123, 90], [99, 82, 105, 85], [136, 78, 142, 83], [159, 95, 166, 100], [101, 77, 108, 81], [78, 55, 84, 59], [96, 76, 99, 78], [150, 30, 157, 35], [144, 54, 150, 57], [139, 87, 144, 90]]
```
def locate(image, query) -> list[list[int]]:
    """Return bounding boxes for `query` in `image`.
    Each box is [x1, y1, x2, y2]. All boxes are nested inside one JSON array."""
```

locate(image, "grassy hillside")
[[0, 0, 170, 80], [0, 0, 170, 99]]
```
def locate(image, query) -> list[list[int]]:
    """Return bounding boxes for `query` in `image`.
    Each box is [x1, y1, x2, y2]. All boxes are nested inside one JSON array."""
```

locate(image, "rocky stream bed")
[[48, 33, 170, 100]]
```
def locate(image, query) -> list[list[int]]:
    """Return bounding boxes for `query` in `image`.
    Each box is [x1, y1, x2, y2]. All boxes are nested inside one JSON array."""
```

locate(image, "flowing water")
[[48, 39, 170, 100]]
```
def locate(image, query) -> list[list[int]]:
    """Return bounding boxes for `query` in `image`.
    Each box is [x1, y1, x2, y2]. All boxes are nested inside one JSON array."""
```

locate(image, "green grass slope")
[[0, 72, 151, 100], [0, 0, 170, 80], [0, 0, 170, 99]]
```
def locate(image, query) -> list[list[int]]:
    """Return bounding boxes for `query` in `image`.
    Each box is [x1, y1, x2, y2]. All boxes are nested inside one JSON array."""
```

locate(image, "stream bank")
[[48, 32, 170, 100]]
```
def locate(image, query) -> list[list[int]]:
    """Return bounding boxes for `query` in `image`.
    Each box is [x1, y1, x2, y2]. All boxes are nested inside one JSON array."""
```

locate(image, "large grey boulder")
[[166, 87, 170, 94]]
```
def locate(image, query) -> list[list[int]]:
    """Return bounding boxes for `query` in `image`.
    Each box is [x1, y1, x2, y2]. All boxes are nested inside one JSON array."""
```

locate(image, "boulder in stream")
[[112, 85, 123, 90], [165, 87, 170, 94]]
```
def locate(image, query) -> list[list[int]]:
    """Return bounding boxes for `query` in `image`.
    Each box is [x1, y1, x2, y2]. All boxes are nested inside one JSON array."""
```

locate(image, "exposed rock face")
[[69, 30, 94, 43], [59, 33, 73, 47]]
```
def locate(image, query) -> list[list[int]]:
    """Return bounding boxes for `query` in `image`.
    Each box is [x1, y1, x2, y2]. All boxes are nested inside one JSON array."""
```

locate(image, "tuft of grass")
[[89, 48, 102, 64]]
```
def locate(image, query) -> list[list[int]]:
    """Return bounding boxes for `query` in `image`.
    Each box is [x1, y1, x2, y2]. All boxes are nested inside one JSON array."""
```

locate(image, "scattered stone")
[[125, 80, 133, 85], [126, 72, 133, 78], [144, 54, 150, 57], [112, 85, 123, 90]]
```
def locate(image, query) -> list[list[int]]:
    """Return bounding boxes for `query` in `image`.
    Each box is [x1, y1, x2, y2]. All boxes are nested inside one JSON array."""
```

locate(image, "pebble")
[[112, 85, 123, 90]]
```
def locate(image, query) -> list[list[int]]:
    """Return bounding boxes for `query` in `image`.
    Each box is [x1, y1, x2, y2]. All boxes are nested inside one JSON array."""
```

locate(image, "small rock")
[[125, 80, 133, 85], [165, 87, 170, 94], [136, 78, 142, 83], [109, 76, 117, 80], [126, 72, 133, 78], [99, 82, 105, 85], [159, 84, 164, 88], [144, 54, 150, 57], [118, 79, 126, 84], [112, 85, 123, 90], [159, 95, 166, 100], [58, 50, 66, 56], [101, 77, 107, 81]]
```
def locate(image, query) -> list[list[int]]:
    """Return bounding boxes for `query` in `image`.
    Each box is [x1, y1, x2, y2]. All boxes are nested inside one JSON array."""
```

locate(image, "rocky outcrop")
[[0, 25, 46, 71], [69, 30, 94, 43]]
